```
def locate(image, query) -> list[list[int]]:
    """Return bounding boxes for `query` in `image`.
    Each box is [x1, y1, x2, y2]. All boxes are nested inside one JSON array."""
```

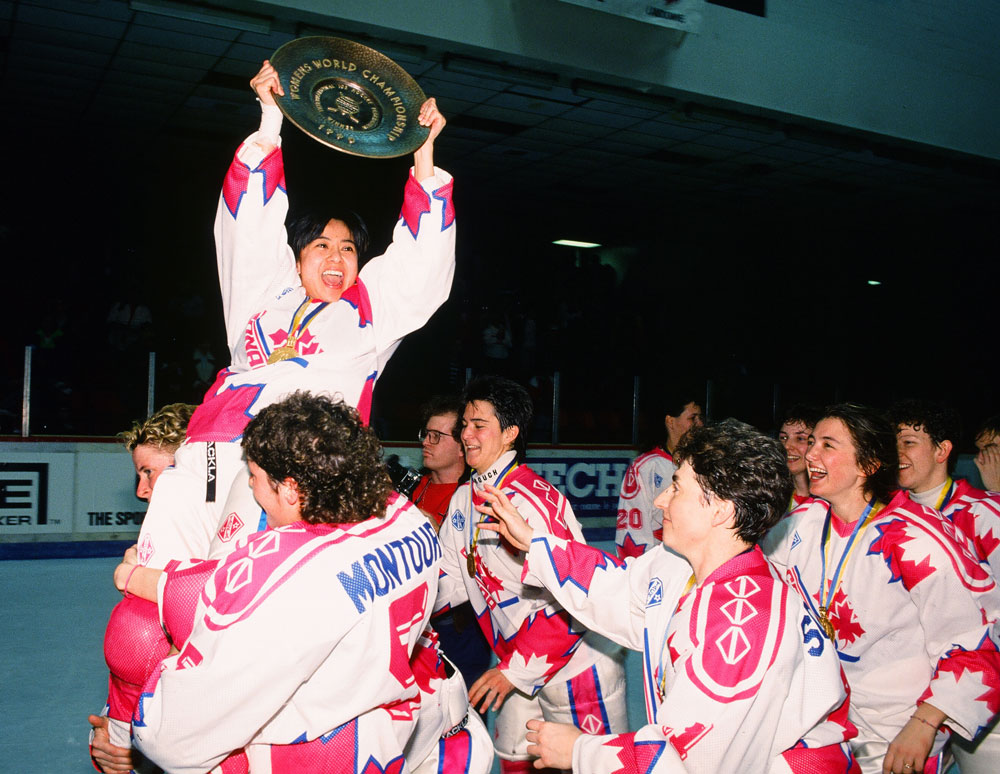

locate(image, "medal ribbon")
[[467, 457, 520, 574], [657, 573, 696, 700], [819, 499, 881, 636], [934, 477, 955, 511], [268, 297, 330, 360]]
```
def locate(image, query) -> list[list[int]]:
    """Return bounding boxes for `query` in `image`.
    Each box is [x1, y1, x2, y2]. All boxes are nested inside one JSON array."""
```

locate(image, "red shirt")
[[412, 476, 459, 529]]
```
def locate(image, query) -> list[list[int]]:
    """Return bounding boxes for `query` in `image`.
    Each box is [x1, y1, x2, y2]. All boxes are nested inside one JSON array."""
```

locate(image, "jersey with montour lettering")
[[436, 452, 613, 696], [941, 478, 1000, 579], [132, 495, 442, 774], [615, 448, 675, 560], [766, 493, 1000, 774], [134, 130, 455, 568], [521, 537, 859, 774]]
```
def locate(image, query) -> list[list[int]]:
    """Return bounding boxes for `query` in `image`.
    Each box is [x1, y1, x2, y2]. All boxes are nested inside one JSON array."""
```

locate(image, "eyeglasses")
[[418, 428, 453, 445]]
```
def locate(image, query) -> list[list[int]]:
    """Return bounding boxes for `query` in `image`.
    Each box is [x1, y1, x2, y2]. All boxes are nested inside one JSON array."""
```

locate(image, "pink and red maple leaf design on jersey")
[[617, 532, 648, 560], [868, 519, 937, 589], [268, 327, 321, 357], [932, 644, 1000, 718], [812, 584, 865, 645], [544, 540, 625, 594], [222, 147, 286, 218], [604, 733, 666, 774], [400, 176, 455, 237]]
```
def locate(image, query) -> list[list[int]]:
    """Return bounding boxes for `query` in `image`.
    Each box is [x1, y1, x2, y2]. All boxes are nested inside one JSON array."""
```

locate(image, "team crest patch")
[[790, 531, 801, 550], [654, 473, 663, 489], [137, 533, 155, 566], [217, 512, 244, 542], [646, 577, 664, 608], [451, 510, 465, 530]]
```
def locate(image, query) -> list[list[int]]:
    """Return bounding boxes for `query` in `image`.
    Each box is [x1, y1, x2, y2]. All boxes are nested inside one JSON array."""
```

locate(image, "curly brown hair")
[[242, 392, 392, 524], [119, 403, 196, 454]]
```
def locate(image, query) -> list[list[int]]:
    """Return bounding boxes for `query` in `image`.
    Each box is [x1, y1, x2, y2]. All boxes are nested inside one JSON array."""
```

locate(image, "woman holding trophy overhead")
[[132, 56, 454, 569]]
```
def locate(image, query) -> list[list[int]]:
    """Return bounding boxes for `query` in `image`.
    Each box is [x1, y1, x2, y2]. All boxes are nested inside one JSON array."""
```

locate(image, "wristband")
[[258, 101, 283, 145], [910, 713, 939, 732], [123, 564, 140, 597]]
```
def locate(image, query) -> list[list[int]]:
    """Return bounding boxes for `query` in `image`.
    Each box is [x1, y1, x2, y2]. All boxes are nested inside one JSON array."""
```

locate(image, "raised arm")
[[214, 60, 296, 357], [412, 98, 445, 181]]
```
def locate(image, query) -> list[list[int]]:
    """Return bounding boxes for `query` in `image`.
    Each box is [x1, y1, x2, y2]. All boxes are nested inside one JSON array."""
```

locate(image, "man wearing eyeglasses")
[[413, 395, 493, 689], [412, 395, 468, 530]]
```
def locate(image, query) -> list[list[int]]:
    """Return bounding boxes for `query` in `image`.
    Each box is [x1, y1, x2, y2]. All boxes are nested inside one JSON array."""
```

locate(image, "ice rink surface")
[[1, 545, 646, 773], [1, 557, 124, 773]]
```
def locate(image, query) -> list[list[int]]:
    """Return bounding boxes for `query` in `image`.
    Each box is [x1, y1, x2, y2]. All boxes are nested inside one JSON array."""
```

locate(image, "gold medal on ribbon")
[[467, 551, 477, 578], [267, 345, 299, 364], [818, 607, 836, 640]]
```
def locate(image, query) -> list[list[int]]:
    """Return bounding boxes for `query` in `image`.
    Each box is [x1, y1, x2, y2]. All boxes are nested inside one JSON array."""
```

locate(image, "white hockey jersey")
[[436, 452, 615, 695], [132, 496, 442, 774], [521, 535, 860, 774], [940, 478, 1000, 579], [615, 448, 675, 559], [766, 493, 1000, 773]]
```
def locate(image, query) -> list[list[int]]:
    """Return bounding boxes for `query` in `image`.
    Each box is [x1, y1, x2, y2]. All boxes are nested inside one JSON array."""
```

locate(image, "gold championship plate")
[[270, 36, 430, 158]]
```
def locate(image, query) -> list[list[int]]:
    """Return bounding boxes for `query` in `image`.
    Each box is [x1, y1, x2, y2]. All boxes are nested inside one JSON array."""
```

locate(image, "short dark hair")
[[420, 394, 464, 442], [674, 419, 792, 545], [242, 392, 391, 524], [462, 376, 533, 462], [288, 207, 370, 263], [889, 399, 961, 472], [663, 394, 701, 420], [820, 403, 898, 505], [780, 404, 822, 433], [976, 415, 1000, 445]]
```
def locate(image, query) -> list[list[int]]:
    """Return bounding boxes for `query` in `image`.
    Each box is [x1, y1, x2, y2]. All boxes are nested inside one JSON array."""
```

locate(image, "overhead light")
[[130, 0, 271, 34], [867, 280, 882, 286], [553, 239, 601, 248]]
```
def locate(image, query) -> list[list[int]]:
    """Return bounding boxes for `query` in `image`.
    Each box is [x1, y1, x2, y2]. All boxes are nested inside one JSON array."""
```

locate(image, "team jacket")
[[436, 451, 611, 695], [765, 493, 1000, 772], [132, 496, 442, 774], [615, 448, 675, 560], [940, 478, 1000, 579], [186, 130, 456, 442], [521, 536, 859, 774]]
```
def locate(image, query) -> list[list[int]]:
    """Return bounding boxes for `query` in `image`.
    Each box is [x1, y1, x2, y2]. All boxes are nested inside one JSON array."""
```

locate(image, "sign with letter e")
[[0, 463, 48, 528]]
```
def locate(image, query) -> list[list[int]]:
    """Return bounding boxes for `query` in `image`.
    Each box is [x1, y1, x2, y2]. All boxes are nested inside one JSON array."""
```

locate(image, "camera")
[[385, 455, 422, 499]]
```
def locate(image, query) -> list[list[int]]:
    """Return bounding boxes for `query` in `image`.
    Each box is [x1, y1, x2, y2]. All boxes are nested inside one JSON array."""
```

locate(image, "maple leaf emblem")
[[469, 549, 505, 602], [979, 527, 1000, 562], [268, 328, 290, 347], [813, 583, 865, 644], [546, 540, 624, 592], [604, 734, 665, 774], [618, 532, 647, 559]]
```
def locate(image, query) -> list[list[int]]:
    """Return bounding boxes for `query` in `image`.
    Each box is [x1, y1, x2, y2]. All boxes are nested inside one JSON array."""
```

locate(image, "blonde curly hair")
[[119, 403, 196, 454]]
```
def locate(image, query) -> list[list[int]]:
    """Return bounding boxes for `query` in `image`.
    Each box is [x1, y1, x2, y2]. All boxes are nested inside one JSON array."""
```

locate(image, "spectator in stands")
[[976, 415, 1000, 492], [778, 404, 821, 512], [615, 393, 703, 558]]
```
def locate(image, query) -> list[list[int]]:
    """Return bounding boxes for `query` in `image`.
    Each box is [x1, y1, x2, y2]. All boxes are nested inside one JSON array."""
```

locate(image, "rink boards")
[[0, 440, 633, 555]]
